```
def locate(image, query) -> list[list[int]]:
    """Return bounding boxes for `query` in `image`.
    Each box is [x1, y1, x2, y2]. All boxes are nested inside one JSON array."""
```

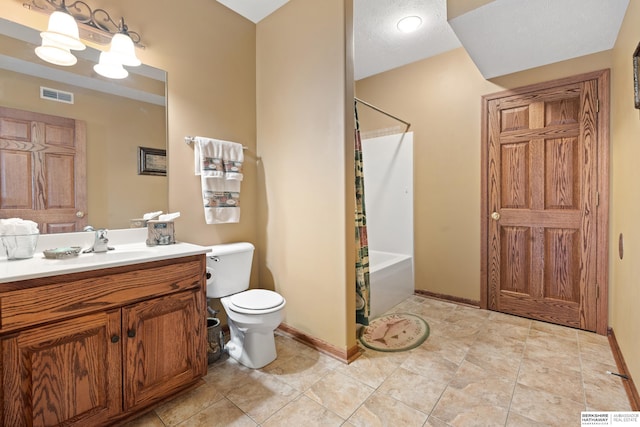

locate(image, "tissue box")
[[146, 220, 175, 246], [1, 234, 39, 260], [130, 218, 148, 228]]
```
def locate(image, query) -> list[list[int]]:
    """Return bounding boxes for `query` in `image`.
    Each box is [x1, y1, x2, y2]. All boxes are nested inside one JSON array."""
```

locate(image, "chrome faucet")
[[84, 229, 113, 253]]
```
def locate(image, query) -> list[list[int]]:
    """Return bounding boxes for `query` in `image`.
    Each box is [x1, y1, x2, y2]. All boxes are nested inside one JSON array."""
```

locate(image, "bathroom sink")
[[0, 238, 210, 284]]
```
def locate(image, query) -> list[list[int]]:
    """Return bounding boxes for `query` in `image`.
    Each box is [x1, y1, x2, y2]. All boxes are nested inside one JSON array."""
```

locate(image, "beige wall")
[[256, 0, 356, 350], [610, 0, 640, 388]]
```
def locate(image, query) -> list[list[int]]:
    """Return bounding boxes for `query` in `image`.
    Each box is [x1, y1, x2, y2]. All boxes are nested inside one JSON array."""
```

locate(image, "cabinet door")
[[122, 290, 206, 411], [2, 310, 122, 427]]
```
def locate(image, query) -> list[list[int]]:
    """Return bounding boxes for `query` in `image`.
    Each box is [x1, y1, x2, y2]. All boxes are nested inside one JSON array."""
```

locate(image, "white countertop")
[[0, 228, 210, 283]]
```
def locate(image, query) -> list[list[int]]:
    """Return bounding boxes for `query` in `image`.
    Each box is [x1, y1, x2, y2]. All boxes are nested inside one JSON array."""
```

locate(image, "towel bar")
[[185, 136, 248, 150]]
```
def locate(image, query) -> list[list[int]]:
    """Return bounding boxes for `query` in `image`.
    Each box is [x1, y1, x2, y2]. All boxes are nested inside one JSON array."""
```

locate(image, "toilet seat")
[[227, 289, 285, 314]]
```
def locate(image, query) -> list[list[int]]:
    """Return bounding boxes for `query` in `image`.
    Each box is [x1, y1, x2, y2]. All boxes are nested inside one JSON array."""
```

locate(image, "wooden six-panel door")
[[481, 70, 609, 334], [0, 107, 87, 233]]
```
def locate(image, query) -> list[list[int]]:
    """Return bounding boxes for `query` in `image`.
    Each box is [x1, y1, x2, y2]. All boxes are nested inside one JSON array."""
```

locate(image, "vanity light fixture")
[[93, 51, 128, 79], [35, 38, 78, 66], [24, 0, 143, 78], [397, 15, 423, 33]]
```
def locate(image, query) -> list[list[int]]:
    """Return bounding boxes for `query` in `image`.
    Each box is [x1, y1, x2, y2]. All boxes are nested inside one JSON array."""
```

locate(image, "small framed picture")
[[138, 146, 167, 176], [634, 42, 640, 109]]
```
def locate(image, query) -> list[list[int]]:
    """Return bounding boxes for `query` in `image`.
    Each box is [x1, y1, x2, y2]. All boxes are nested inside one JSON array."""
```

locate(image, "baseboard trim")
[[277, 323, 362, 364], [608, 327, 640, 411], [414, 290, 480, 308]]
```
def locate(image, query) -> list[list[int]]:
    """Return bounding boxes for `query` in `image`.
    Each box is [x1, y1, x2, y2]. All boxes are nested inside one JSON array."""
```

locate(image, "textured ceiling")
[[354, 0, 461, 80], [219, 0, 629, 80]]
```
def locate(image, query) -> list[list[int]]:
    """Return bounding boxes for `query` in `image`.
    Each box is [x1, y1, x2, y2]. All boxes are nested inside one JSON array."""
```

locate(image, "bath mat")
[[359, 313, 430, 352]]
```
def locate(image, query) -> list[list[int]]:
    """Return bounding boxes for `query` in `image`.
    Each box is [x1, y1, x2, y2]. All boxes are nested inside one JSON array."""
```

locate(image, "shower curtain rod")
[[354, 97, 411, 133]]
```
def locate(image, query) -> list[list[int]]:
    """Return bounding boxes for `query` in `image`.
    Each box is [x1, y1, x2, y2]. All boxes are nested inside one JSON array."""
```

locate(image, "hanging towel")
[[194, 137, 244, 224]]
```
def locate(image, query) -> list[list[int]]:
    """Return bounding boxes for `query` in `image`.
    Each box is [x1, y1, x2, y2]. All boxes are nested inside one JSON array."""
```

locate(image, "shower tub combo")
[[368, 250, 414, 319]]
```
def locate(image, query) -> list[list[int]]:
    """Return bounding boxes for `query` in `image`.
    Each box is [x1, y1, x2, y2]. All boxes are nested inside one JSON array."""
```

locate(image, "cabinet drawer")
[[0, 259, 204, 333]]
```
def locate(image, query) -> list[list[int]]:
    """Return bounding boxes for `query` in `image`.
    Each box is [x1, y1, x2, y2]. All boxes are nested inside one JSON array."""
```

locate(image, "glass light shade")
[[40, 11, 85, 51], [108, 33, 141, 67], [94, 51, 128, 79], [397, 16, 423, 33], [35, 39, 77, 66]]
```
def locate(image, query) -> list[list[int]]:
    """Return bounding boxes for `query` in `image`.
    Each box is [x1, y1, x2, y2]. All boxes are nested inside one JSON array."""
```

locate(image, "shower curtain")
[[354, 103, 370, 326]]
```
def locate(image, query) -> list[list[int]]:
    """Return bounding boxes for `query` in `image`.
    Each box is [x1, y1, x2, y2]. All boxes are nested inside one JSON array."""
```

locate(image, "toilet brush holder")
[[207, 317, 223, 364]]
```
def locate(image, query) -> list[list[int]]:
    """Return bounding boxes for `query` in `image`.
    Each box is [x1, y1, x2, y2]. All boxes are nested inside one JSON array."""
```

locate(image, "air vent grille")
[[40, 87, 74, 104]]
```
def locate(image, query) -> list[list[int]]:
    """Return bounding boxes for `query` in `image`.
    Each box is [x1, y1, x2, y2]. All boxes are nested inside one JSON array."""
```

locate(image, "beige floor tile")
[[411, 298, 458, 322], [445, 305, 491, 324], [204, 356, 252, 395], [483, 320, 530, 342], [121, 411, 166, 427], [175, 398, 257, 427], [348, 391, 429, 427], [262, 395, 345, 426], [583, 372, 632, 411], [225, 371, 300, 423], [304, 370, 374, 420], [262, 353, 336, 391], [471, 331, 526, 362], [433, 321, 482, 348], [424, 416, 451, 427], [431, 386, 509, 427], [530, 319, 578, 338], [154, 380, 226, 426], [377, 366, 448, 414], [505, 411, 543, 427], [335, 350, 405, 388], [487, 311, 532, 329], [400, 346, 461, 384], [579, 339, 617, 365], [522, 340, 582, 373], [464, 346, 522, 381], [516, 359, 585, 404], [448, 360, 515, 406], [509, 383, 585, 427], [526, 328, 579, 353]]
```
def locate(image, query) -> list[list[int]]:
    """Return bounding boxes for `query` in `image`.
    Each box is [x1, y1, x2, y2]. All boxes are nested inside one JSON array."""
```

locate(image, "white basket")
[[1, 234, 39, 260]]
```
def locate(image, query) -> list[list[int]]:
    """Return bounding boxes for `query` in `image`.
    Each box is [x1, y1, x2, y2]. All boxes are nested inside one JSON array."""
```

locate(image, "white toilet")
[[206, 242, 286, 369]]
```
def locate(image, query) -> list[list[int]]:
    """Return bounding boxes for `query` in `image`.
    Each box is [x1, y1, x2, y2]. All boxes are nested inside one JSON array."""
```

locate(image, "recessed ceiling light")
[[397, 16, 422, 33]]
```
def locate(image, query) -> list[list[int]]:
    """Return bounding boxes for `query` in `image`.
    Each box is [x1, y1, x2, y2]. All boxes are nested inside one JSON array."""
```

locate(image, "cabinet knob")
[[111, 335, 120, 343], [127, 329, 136, 338]]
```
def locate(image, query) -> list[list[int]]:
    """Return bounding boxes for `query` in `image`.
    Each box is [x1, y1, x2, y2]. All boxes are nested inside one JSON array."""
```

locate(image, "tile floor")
[[124, 295, 631, 427]]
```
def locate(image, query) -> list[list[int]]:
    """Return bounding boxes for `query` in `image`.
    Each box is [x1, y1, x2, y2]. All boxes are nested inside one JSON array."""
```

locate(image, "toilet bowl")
[[206, 243, 286, 369], [221, 289, 286, 368]]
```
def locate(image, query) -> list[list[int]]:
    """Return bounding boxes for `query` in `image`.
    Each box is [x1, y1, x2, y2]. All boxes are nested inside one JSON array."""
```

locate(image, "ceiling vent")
[[40, 86, 74, 104]]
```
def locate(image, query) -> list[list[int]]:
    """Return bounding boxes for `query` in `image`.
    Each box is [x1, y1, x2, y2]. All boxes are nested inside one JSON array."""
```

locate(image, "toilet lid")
[[230, 289, 284, 311]]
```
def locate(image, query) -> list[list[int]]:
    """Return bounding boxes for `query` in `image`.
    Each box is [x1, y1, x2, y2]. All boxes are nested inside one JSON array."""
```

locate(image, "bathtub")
[[368, 250, 414, 319]]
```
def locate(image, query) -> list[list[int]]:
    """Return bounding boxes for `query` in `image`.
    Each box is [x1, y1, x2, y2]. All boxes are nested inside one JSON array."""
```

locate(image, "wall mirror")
[[0, 17, 167, 233]]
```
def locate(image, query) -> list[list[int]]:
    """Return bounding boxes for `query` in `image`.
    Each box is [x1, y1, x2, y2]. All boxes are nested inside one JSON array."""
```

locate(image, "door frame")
[[479, 69, 610, 335]]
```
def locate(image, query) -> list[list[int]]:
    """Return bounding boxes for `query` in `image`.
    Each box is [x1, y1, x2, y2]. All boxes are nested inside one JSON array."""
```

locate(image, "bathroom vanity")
[[0, 233, 209, 426]]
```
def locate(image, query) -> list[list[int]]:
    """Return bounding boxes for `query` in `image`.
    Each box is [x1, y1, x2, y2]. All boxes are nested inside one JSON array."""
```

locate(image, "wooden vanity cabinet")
[[0, 255, 207, 427]]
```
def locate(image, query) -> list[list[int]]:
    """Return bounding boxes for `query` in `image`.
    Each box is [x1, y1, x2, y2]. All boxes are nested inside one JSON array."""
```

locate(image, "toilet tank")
[[206, 242, 255, 298]]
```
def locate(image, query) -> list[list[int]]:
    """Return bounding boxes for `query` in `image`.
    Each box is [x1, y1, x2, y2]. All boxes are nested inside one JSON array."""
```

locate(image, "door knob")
[[76, 211, 85, 218], [491, 212, 501, 221]]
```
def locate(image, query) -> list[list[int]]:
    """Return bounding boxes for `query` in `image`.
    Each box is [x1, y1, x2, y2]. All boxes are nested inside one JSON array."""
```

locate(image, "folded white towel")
[[193, 137, 244, 224], [223, 142, 244, 181], [194, 136, 224, 177], [0, 218, 39, 235]]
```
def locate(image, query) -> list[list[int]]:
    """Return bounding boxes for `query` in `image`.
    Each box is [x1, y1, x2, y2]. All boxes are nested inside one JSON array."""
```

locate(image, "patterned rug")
[[359, 313, 430, 352]]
